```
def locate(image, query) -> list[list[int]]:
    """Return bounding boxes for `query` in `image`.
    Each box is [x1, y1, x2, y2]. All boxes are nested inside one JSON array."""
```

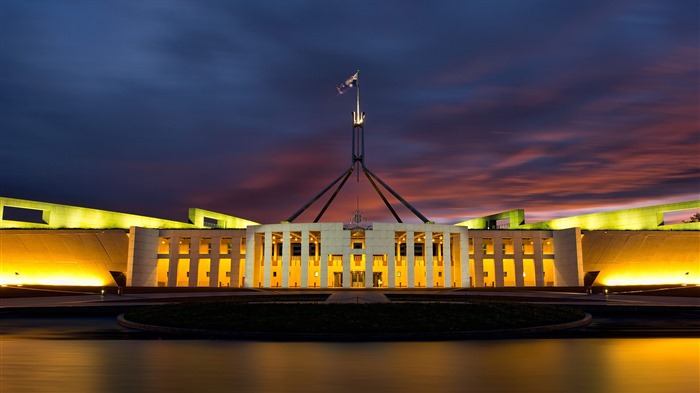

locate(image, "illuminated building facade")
[[1, 197, 698, 288], [242, 222, 468, 289]]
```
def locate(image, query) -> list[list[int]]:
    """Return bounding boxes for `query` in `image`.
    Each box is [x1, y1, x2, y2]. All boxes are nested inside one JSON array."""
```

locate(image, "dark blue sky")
[[2, 0, 698, 224]]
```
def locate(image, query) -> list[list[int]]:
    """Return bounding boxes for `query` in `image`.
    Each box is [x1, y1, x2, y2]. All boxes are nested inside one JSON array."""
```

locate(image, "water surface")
[[1, 318, 698, 393]]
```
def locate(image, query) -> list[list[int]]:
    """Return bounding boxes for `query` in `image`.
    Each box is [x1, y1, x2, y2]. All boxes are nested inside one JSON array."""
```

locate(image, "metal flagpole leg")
[[362, 166, 402, 223], [313, 166, 355, 222], [286, 165, 354, 222], [363, 166, 432, 223]]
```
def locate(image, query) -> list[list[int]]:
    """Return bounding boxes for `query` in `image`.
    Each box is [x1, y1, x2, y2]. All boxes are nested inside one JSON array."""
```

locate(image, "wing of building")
[[1, 197, 698, 288]]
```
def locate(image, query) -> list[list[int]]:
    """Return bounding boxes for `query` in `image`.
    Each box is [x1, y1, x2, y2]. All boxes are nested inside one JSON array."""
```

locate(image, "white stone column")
[[230, 234, 241, 287], [425, 230, 433, 288], [534, 235, 544, 287], [387, 230, 395, 288], [365, 251, 373, 288], [342, 250, 351, 288], [210, 235, 220, 287], [188, 236, 199, 287], [168, 234, 179, 287], [443, 232, 452, 288], [460, 230, 469, 288], [407, 230, 415, 288], [320, 239, 328, 289], [244, 227, 255, 288], [494, 236, 504, 287], [514, 233, 525, 287], [264, 229, 272, 288], [282, 228, 290, 288], [301, 230, 309, 288], [473, 236, 484, 287]]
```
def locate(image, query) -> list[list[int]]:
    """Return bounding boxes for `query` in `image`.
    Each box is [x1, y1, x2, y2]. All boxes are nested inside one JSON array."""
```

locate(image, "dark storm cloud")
[[1, 0, 698, 224]]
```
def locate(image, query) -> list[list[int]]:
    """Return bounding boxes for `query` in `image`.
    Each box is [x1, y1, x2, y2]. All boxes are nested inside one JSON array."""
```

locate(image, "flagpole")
[[355, 70, 361, 180], [356, 69, 360, 123], [285, 68, 431, 223]]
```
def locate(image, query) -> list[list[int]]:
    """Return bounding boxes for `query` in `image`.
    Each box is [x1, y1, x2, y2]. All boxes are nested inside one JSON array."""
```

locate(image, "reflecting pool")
[[1, 319, 698, 393]]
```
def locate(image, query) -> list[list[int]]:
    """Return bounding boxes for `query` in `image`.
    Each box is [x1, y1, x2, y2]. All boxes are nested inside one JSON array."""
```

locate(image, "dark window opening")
[[414, 243, 424, 257], [203, 217, 219, 228], [397, 243, 407, 257], [2, 206, 46, 224]]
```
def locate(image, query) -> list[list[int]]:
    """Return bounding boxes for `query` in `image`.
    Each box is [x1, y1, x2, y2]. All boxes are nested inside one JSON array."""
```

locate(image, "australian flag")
[[336, 71, 359, 94]]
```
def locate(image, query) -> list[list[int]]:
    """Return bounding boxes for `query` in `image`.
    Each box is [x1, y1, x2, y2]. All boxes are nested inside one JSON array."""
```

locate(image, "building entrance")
[[373, 272, 383, 287], [351, 271, 365, 287], [333, 272, 343, 287]]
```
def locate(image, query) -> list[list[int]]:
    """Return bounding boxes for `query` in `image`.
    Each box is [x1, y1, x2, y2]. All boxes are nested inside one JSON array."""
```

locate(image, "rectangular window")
[[178, 238, 191, 254], [414, 243, 424, 257], [503, 259, 516, 286], [352, 242, 363, 249], [542, 238, 554, 254], [522, 238, 534, 255], [292, 243, 302, 256], [502, 238, 514, 254], [199, 238, 212, 254], [482, 238, 494, 254], [203, 217, 219, 228], [432, 242, 442, 256], [158, 237, 170, 254], [2, 206, 46, 224], [220, 238, 233, 254], [468, 238, 474, 255]]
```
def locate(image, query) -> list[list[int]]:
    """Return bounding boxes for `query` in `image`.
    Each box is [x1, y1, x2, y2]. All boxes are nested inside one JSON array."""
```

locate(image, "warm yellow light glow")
[[0, 271, 112, 286], [596, 262, 700, 286], [601, 275, 700, 286]]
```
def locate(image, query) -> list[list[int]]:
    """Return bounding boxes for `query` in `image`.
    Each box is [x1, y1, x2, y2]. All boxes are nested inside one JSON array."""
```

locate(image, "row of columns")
[[470, 233, 549, 287], [162, 232, 243, 287], [245, 227, 466, 289]]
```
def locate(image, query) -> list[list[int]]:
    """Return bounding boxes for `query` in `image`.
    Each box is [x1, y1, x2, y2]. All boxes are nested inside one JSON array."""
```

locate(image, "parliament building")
[[1, 197, 697, 289]]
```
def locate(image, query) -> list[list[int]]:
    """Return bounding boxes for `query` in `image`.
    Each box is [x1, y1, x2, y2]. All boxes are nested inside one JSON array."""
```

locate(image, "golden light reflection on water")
[[1, 338, 698, 393]]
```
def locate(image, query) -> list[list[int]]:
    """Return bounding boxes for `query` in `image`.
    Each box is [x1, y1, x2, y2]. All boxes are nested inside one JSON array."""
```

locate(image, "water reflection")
[[2, 335, 698, 393]]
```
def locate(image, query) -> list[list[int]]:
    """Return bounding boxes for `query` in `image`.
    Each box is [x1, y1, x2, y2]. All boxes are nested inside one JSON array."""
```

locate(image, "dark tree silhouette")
[[682, 212, 700, 223]]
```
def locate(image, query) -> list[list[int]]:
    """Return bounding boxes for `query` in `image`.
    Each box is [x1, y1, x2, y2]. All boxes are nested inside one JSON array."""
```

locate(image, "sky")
[[1, 0, 698, 225]]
